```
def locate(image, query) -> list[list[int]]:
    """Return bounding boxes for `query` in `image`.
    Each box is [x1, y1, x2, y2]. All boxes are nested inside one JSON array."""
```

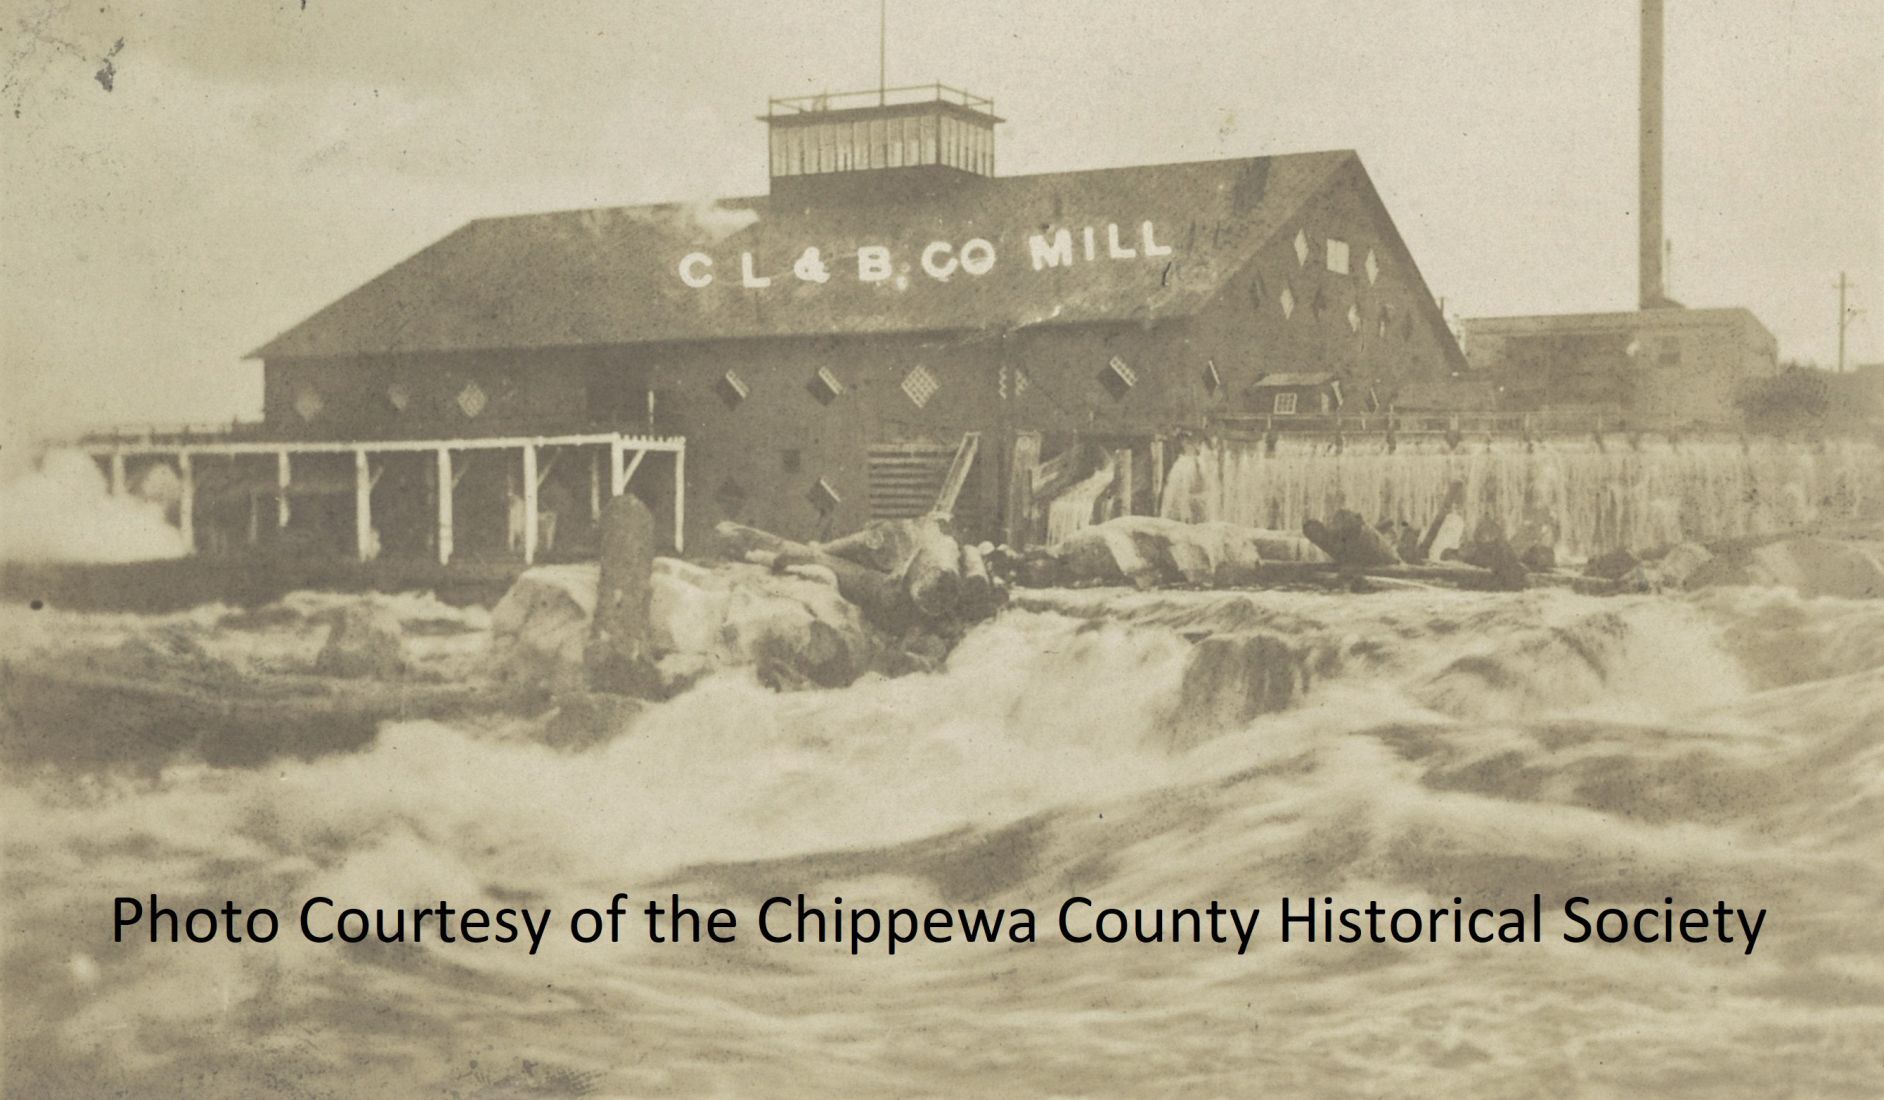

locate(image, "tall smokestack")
[[1639, 0, 1665, 309]]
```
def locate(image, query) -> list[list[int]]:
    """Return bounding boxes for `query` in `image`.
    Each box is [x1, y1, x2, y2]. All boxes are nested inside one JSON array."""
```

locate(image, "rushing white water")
[[0, 449, 189, 564], [1205, 436, 1881, 560], [4, 581, 1883, 1095]]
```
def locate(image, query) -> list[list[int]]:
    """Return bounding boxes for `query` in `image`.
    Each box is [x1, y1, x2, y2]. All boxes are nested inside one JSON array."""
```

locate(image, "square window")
[[1273, 393, 1298, 415], [902, 364, 939, 408], [809, 366, 845, 404], [809, 477, 842, 512], [718, 370, 750, 409], [1326, 238, 1350, 275], [716, 477, 748, 511], [1100, 355, 1138, 399]]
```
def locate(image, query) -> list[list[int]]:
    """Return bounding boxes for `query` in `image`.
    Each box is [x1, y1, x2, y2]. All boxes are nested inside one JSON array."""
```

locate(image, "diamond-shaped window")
[[293, 384, 324, 422], [455, 381, 487, 418], [1365, 249, 1380, 286], [1279, 285, 1295, 319], [1293, 229, 1309, 267], [1347, 304, 1362, 333], [902, 364, 939, 408], [809, 366, 845, 404]]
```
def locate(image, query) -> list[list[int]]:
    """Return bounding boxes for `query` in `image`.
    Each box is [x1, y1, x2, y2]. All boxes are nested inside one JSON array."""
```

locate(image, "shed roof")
[[252, 151, 1363, 360]]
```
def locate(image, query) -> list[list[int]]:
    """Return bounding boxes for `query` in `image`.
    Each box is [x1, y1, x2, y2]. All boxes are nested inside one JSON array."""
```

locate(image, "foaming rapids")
[[6, 585, 1884, 1094]]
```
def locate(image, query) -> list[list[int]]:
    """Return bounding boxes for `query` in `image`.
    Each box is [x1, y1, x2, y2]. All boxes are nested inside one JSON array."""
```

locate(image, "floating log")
[[902, 520, 963, 618], [958, 542, 994, 619], [819, 519, 922, 574]]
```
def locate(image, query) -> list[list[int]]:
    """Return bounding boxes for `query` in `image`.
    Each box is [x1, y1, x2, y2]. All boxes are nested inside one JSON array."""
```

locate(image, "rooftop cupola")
[[762, 83, 1002, 203]]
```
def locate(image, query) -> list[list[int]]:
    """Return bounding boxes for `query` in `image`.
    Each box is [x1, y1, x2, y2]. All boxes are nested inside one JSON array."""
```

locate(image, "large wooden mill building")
[[98, 83, 1467, 565]]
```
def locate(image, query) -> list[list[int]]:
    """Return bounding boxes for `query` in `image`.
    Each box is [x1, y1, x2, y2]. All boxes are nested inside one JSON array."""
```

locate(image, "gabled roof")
[[1251, 372, 1340, 387], [252, 152, 1365, 360]]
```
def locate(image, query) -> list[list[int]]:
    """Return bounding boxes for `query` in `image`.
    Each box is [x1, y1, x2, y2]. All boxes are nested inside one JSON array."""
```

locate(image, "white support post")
[[276, 451, 291, 529], [609, 437, 626, 496], [354, 449, 372, 563], [177, 453, 195, 554], [673, 445, 686, 554], [589, 448, 602, 520], [436, 447, 454, 566], [522, 444, 539, 566], [109, 451, 127, 496]]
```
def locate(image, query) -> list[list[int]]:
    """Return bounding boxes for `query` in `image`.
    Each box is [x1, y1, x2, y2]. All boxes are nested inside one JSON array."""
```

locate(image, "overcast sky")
[[3, 0, 1879, 451]]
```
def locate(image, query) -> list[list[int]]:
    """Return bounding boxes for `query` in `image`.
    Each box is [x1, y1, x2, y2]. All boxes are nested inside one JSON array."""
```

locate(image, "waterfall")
[[1209, 436, 1881, 560], [1047, 463, 1116, 545]]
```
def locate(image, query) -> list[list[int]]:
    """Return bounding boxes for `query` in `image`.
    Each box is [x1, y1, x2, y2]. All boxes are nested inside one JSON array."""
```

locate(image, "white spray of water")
[[0, 449, 188, 563], [1209, 436, 1878, 559]]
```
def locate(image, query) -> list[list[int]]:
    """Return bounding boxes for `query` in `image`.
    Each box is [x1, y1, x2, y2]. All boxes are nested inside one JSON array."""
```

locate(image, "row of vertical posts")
[[98, 437, 682, 566]]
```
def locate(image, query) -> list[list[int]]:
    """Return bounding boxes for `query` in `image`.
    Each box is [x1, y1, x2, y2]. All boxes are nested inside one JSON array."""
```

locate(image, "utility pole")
[[1836, 272, 1859, 373], [879, 0, 887, 106]]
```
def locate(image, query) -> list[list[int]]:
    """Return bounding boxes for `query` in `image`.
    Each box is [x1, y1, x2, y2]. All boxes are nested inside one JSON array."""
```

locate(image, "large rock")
[[586, 494, 658, 695], [651, 559, 882, 690], [486, 555, 887, 694], [1054, 517, 1267, 589], [1457, 517, 1528, 590], [314, 602, 409, 679], [1692, 537, 1884, 599], [1637, 541, 1713, 591], [486, 564, 598, 692], [1163, 632, 1309, 751]]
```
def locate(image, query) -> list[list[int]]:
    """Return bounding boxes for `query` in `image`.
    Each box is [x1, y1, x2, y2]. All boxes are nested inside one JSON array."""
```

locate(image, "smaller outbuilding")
[[1248, 372, 1344, 418]]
